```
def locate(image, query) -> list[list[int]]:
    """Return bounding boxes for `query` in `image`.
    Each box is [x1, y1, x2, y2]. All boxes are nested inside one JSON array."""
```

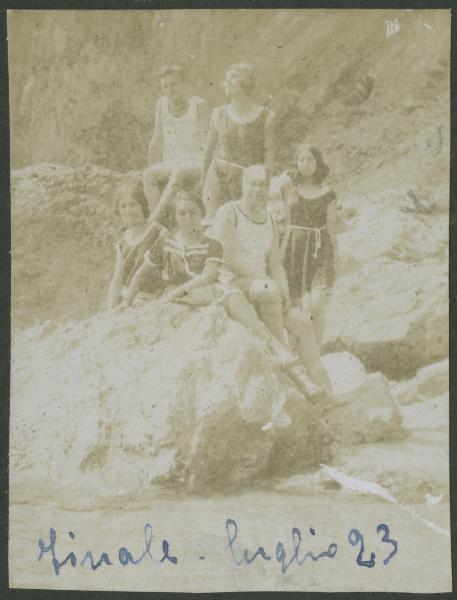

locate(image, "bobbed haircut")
[[157, 64, 185, 82], [117, 178, 150, 220], [226, 62, 257, 95], [292, 143, 329, 185]]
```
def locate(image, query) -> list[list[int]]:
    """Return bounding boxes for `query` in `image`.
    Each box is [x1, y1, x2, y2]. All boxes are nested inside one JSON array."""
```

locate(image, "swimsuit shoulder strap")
[[212, 105, 225, 128]]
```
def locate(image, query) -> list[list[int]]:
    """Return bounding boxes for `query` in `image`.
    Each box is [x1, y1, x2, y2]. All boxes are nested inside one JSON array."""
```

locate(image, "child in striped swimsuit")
[[127, 191, 224, 306]]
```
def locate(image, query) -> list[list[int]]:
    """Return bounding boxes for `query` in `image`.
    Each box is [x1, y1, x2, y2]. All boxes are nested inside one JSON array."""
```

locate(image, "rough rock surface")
[[391, 359, 449, 405], [11, 164, 142, 328], [322, 353, 404, 444], [277, 389, 448, 506], [10, 301, 333, 501], [9, 10, 449, 504], [324, 257, 448, 378], [338, 201, 448, 276]]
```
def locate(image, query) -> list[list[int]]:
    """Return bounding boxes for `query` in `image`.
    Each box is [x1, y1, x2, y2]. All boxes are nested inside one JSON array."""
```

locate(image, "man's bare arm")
[[147, 99, 163, 165]]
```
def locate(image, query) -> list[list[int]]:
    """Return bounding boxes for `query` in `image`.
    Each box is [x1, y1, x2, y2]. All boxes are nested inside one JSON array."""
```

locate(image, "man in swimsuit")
[[143, 64, 209, 225], [213, 165, 333, 394]]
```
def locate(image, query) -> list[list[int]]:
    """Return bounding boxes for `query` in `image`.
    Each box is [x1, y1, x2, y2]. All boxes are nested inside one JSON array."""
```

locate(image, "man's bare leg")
[[250, 281, 286, 344], [223, 292, 295, 364], [224, 292, 273, 343]]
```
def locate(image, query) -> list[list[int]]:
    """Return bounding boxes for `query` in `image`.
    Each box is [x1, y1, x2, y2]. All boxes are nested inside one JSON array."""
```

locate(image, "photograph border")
[[1, 0, 455, 598]]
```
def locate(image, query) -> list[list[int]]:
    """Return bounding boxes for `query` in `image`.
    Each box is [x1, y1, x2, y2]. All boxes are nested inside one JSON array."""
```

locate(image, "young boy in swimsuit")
[[143, 64, 209, 226]]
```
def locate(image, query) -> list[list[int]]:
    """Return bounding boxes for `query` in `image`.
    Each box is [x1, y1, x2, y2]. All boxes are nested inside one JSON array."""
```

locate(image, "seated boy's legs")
[[144, 161, 201, 220], [170, 162, 201, 190], [143, 163, 171, 212], [202, 162, 223, 220], [203, 162, 243, 220]]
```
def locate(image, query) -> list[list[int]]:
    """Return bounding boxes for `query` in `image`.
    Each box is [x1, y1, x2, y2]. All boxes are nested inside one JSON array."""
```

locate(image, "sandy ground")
[[9, 432, 451, 592]]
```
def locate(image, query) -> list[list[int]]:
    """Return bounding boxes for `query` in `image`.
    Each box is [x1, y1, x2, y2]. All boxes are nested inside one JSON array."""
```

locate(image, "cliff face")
[[8, 9, 450, 185], [10, 11, 450, 374]]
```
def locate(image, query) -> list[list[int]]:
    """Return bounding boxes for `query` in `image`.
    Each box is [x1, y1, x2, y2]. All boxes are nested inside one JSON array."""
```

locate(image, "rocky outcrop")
[[322, 353, 404, 444], [11, 164, 141, 327], [324, 257, 448, 378], [390, 359, 449, 406], [338, 196, 448, 276], [9, 10, 450, 183], [10, 301, 333, 503]]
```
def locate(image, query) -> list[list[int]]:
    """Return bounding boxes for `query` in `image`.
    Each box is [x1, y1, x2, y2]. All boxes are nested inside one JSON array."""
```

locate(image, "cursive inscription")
[[38, 524, 177, 576]]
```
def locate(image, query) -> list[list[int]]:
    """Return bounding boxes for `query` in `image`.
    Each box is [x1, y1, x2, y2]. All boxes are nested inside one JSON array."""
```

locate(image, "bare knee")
[[224, 292, 251, 316], [250, 279, 282, 306], [170, 166, 200, 192], [143, 164, 170, 187], [285, 306, 313, 334]]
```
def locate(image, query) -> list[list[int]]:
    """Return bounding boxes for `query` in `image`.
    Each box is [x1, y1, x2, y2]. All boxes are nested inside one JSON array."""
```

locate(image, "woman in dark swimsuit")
[[273, 143, 338, 347], [201, 62, 275, 220], [107, 179, 166, 309]]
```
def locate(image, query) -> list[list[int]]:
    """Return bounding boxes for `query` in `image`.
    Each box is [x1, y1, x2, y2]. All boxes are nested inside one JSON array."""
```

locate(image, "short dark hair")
[[117, 179, 150, 219], [175, 190, 205, 217], [157, 64, 185, 82]]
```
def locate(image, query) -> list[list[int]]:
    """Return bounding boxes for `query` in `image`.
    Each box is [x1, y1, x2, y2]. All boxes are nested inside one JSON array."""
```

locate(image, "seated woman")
[[107, 179, 167, 310], [127, 187, 321, 396], [127, 191, 224, 306]]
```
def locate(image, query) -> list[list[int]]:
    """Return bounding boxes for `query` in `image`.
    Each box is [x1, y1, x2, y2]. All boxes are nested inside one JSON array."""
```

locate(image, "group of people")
[[108, 62, 338, 397]]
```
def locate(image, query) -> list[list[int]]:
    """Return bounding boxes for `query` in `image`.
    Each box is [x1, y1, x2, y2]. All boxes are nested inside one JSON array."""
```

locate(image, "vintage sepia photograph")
[[7, 8, 451, 593]]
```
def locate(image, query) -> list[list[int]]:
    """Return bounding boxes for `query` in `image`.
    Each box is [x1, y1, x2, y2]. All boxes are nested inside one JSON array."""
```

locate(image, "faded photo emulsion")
[[8, 9, 451, 593]]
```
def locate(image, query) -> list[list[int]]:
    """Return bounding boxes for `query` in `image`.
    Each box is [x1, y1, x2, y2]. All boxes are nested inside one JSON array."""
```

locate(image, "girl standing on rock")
[[201, 62, 275, 220], [271, 143, 338, 348], [107, 179, 167, 309]]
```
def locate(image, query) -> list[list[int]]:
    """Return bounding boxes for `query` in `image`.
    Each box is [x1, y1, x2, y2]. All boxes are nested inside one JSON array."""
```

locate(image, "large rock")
[[324, 257, 448, 378], [338, 201, 447, 276], [10, 301, 332, 505], [322, 352, 405, 444], [391, 359, 449, 405], [321, 351, 367, 394], [400, 395, 448, 432], [11, 164, 140, 328]]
